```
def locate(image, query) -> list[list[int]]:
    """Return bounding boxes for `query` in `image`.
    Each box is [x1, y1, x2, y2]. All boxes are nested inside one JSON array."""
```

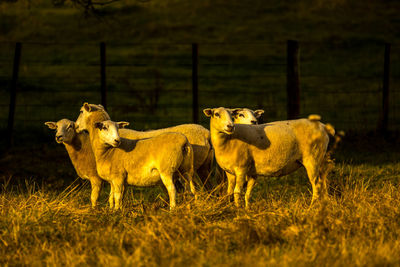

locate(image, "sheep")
[[75, 103, 213, 188], [216, 108, 265, 195], [230, 108, 264, 125], [44, 119, 102, 207], [232, 107, 343, 155], [85, 119, 195, 210], [203, 107, 334, 208]]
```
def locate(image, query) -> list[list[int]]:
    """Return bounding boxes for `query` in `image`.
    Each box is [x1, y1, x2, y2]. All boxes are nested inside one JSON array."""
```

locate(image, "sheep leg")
[[233, 172, 246, 207], [160, 173, 177, 210], [196, 149, 214, 190], [245, 177, 256, 209], [303, 159, 323, 204], [319, 155, 334, 196], [112, 180, 125, 210], [188, 176, 197, 200], [181, 168, 196, 198], [90, 177, 102, 208], [226, 172, 236, 202], [109, 182, 115, 209]]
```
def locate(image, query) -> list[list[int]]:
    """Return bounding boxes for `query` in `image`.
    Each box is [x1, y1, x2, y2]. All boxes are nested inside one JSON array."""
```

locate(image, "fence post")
[[100, 42, 107, 110], [378, 43, 391, 134], [192, 43, 199, 124], [7, 42, 22, 149], [286, 40, 300, 120]]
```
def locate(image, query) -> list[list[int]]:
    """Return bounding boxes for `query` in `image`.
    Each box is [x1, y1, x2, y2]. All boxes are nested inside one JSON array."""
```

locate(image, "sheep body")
[[75, 103, 213, 185], [82, 113, 195, 210], [95, 128, 192, 186], [204, 107, 332, 208], [45, 119, 102, 207], [119, 124, 210, 171]]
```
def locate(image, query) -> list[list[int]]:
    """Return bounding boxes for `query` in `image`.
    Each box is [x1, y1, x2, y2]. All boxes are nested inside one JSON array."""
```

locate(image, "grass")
[[1, 136, 400, 266], [1, 165, 400, 266]]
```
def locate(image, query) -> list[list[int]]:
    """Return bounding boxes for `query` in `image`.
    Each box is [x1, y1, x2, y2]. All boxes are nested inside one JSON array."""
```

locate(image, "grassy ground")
[[0, 136, 400, 266]]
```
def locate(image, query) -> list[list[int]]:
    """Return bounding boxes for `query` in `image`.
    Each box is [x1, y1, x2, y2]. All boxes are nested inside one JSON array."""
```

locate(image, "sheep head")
[[230, 108, 264, 125], [203, 107, 234, 135], [45, 119, 76, 144], [94, 120, 129, 147], [75, 102, 110, 133]]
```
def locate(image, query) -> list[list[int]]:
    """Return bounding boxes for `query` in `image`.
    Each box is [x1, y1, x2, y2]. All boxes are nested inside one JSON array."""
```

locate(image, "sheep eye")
[[214, 113, 220, 117], [239, 114, 245, 118]]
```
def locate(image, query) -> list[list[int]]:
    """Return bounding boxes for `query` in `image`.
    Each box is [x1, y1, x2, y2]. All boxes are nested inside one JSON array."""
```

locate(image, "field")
[[0, 0, 400, 140], [0, 135, 399, 266], [1, 0, 400, 266]]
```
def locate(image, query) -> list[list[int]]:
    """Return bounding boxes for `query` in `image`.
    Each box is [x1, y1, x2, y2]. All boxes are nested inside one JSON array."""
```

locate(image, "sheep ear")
[[94, 122, 104, 129], [83, 102, 91, 112], [203, 108, 213, 117], [254, 109, 264, 118], [45, 121, 57, 130], [230, 108, 241, 116], [117, 121, 129, 128]]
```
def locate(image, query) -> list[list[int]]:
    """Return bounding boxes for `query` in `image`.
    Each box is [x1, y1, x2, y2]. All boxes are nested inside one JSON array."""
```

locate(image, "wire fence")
[[0, 40, 399, 148]]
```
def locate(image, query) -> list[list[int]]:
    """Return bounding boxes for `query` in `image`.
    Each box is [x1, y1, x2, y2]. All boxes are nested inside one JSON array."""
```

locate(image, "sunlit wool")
[[45, 119, 102, 207], [204, 107, 335, 208], [83, 115, 195, 210], [76, 103, 213, 186]]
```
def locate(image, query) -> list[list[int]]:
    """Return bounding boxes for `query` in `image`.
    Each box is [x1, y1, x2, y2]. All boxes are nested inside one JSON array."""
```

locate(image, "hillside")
[[1, 0, 400, 43]]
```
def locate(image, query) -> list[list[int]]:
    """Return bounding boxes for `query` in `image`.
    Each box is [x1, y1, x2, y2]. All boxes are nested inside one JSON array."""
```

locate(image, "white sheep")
[[81, 115, 195, 210], [203, 107, 334, 208], [44, 119, 102, 207], [216, 108, 265, 195], [75, 103, 213, 188], [231, 108, 264, 125]]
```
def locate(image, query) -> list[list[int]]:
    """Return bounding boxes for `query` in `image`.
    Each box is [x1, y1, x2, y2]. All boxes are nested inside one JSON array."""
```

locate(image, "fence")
[[0, 40, 399, 149]]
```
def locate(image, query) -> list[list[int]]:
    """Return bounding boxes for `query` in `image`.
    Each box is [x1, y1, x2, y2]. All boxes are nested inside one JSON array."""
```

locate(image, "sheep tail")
[[324, 123, 336, 137], [308, 115, 344, 155], [327, 130, 345, 155]]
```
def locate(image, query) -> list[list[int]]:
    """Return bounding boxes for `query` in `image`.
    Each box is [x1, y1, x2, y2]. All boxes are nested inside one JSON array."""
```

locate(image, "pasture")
[[0, 134, 400, 266]]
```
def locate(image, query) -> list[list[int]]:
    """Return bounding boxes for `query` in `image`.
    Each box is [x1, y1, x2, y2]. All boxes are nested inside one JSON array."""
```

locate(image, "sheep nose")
[[114, 139, 121, 146], [251, 120, 257, 125], [56, 135, 63, 142], [226, 124, 234, 131]]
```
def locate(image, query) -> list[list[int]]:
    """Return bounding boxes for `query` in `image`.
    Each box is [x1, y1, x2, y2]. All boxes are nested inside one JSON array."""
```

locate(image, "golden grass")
[[1, 163, 400, 266]]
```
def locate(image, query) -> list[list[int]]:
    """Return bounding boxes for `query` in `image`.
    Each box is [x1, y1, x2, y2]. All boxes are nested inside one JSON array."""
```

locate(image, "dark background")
[[0, 0, 399, 183]]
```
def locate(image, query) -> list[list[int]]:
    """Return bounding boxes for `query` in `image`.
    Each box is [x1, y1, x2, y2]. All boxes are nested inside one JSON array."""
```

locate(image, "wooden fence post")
[[378, 43, 391, 134], [7, 42, 22, 149], [192, 43, 199, 124], [286, 40, 300, 120], [100, 42, 107, 110]]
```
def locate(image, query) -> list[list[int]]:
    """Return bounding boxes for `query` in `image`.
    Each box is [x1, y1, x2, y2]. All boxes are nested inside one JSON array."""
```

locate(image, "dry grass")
[[1, 161, 400, 266]]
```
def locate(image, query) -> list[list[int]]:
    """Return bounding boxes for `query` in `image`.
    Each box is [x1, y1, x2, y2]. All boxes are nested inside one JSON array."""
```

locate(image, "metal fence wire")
[[0, 41, 399, 147]]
